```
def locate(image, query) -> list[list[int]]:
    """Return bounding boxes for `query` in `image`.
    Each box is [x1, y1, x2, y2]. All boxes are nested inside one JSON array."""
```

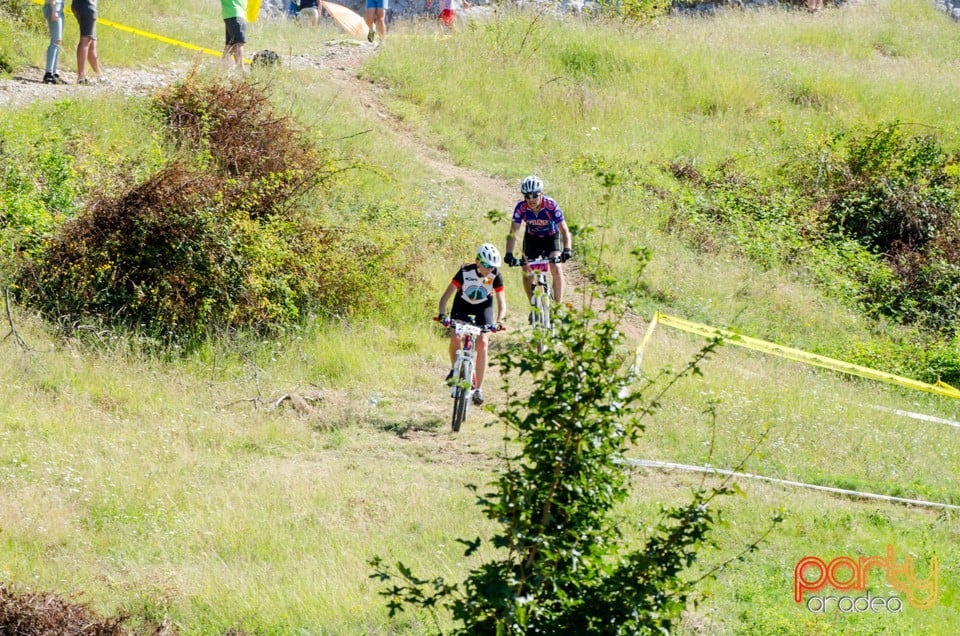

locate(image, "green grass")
[[3, 0, 960, 633]]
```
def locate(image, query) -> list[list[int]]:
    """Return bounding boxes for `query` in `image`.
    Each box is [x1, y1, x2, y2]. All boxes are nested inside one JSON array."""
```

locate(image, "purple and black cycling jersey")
[[511, 195, 565, 238]]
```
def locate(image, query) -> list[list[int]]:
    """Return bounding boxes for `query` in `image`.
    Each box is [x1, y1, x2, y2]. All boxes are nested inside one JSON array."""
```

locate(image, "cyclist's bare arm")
[[438, 282, 457, 317], [505, 222, 523, 256], [557, 221, 572, 253], [494, 289, 507, 324]]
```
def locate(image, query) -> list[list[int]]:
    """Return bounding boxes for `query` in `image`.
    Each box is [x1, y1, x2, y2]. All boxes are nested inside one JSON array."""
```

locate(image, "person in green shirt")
[[221, 0, 248, 72]]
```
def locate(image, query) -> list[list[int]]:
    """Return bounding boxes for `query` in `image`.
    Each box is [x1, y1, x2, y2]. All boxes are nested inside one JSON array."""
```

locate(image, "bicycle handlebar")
[[525, 256, 561, 264], [434, 316, 506, 333]]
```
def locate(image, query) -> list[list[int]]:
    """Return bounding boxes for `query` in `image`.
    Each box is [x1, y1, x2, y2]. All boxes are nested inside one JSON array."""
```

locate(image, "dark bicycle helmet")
[[520, 175, 543, 195]]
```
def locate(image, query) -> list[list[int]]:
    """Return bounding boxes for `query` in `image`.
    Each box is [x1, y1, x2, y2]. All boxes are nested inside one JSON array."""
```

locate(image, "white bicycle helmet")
[[520, 175, 543, 195], [477, 243, 502, 269]]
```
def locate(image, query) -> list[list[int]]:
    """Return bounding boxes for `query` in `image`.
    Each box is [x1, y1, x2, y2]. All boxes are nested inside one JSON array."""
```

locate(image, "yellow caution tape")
[[631, 310, 659, 374], [28, 0, 250, 62], [637, 311, 960, 401], [97, 17, 227, 58]]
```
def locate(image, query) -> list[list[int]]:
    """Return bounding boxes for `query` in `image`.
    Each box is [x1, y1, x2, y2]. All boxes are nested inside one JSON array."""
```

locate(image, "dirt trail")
[[4, 41, 632, 364], [3, 41, 608, 345], [307, 43, 529, 216], [2, 44, 517, 212]]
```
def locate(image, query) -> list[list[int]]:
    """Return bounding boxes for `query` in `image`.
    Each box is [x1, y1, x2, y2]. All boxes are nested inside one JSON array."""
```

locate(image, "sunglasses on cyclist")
[[524, 192, 541, 200]]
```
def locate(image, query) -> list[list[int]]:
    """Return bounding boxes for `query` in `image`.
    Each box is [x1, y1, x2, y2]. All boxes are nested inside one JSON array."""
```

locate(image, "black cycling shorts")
[[450, 300, 494, 327], [523, 232, 561, 259]]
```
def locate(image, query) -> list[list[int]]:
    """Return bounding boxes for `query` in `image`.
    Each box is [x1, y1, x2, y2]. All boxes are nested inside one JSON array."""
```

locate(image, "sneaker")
[[42, 73, 55, 84], [472, 389, 484, 406], [367, 27, 376, 43], [77, 77, 91, 86]]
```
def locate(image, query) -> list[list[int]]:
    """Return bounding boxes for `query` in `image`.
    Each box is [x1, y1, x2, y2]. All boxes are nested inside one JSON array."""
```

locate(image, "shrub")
[[0, 583, 129, 636], [151, 71, 326, 219], [0, 140, 80, 282], [819, 124, 959, 254], [596, 0, 671, 22], [14, 75, 367, 345], [372, 293, 780, 634], [668, 123, 960, 336]]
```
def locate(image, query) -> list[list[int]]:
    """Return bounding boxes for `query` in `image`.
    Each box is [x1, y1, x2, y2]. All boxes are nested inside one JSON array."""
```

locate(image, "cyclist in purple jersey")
[[504, 175, 573, 303]]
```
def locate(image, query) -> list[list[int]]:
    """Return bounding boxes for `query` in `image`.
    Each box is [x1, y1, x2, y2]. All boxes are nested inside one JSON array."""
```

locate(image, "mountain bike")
[[524, 256, 559, 354], [435, 317, 503, 432]]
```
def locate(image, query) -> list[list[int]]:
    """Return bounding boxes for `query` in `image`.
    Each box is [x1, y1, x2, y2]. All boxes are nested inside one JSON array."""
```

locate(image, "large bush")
[[372, 289, 779, 634], [663, 123, 960, 383], [668, 123, 960, 334], [15, 75, 406, 344]]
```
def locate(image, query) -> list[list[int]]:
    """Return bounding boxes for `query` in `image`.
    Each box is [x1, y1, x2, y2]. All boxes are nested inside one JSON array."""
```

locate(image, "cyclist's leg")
[[448, 332, 459, 366], [547, 234, 563, 303], [520, 234, 539, 303], [475, 332, 489, 389], [550, 262, 564, 303], [446, 304, 473, 374], [472, 306, 495, 389]]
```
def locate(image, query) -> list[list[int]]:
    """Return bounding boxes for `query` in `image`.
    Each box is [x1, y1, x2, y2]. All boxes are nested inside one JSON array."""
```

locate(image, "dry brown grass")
[[0, 583, 130, 636]]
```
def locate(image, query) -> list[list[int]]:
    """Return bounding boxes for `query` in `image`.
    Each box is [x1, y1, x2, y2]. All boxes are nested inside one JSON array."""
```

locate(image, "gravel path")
[[0, 39, 375, 109]]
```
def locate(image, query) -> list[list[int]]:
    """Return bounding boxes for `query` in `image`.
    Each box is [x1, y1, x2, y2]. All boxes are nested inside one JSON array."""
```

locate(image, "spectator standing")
[[42, 0, 68, 84], [299, 0, 320, 25], [71, 0, 104, 85], [364, 0, 387, 44], [221, 0, 248, 73], [438, 0, 469, 33]]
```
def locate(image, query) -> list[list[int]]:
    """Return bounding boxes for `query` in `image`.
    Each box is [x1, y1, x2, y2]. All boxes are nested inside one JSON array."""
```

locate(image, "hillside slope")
[[1, 3, 959, 635]]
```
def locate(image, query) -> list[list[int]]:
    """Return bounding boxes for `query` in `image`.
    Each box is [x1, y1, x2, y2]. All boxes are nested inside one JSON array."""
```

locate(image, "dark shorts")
[[366, 0, 388, 9], [450, 300, 494, 327], [522, 232, 561, 259], [73, 7, 97, 38], [225, 16, 247, 45]]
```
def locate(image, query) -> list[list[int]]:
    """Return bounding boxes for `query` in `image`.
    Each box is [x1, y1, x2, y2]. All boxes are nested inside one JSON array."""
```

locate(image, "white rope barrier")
[[863, 403, 960, 429], [622, 458, 960, 512]]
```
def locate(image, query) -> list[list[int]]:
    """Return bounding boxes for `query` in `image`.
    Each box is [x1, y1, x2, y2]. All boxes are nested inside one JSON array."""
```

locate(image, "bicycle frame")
[[525, 258, 556, 350], [447, 319, 482, 432]]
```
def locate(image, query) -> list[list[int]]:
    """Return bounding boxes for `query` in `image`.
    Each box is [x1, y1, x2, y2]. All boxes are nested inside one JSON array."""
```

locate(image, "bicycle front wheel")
[[451, 364, 470, 432], [540, 289, 552, 332]]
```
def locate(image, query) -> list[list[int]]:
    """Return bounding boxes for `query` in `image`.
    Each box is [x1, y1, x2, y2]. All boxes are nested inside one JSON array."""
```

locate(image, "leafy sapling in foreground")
[[371, 295, 779, 634]]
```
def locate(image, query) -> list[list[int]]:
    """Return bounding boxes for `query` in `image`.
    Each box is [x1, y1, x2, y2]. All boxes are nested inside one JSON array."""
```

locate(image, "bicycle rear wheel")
[[451, 364, 470, 432]]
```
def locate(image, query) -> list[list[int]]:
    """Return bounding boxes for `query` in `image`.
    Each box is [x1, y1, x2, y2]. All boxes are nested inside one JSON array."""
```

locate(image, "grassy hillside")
[[2, 0, 959, 634]]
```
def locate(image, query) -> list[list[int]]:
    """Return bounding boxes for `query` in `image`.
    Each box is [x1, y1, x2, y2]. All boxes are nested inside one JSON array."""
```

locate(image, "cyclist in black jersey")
[[437, 244, 507, 406]]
